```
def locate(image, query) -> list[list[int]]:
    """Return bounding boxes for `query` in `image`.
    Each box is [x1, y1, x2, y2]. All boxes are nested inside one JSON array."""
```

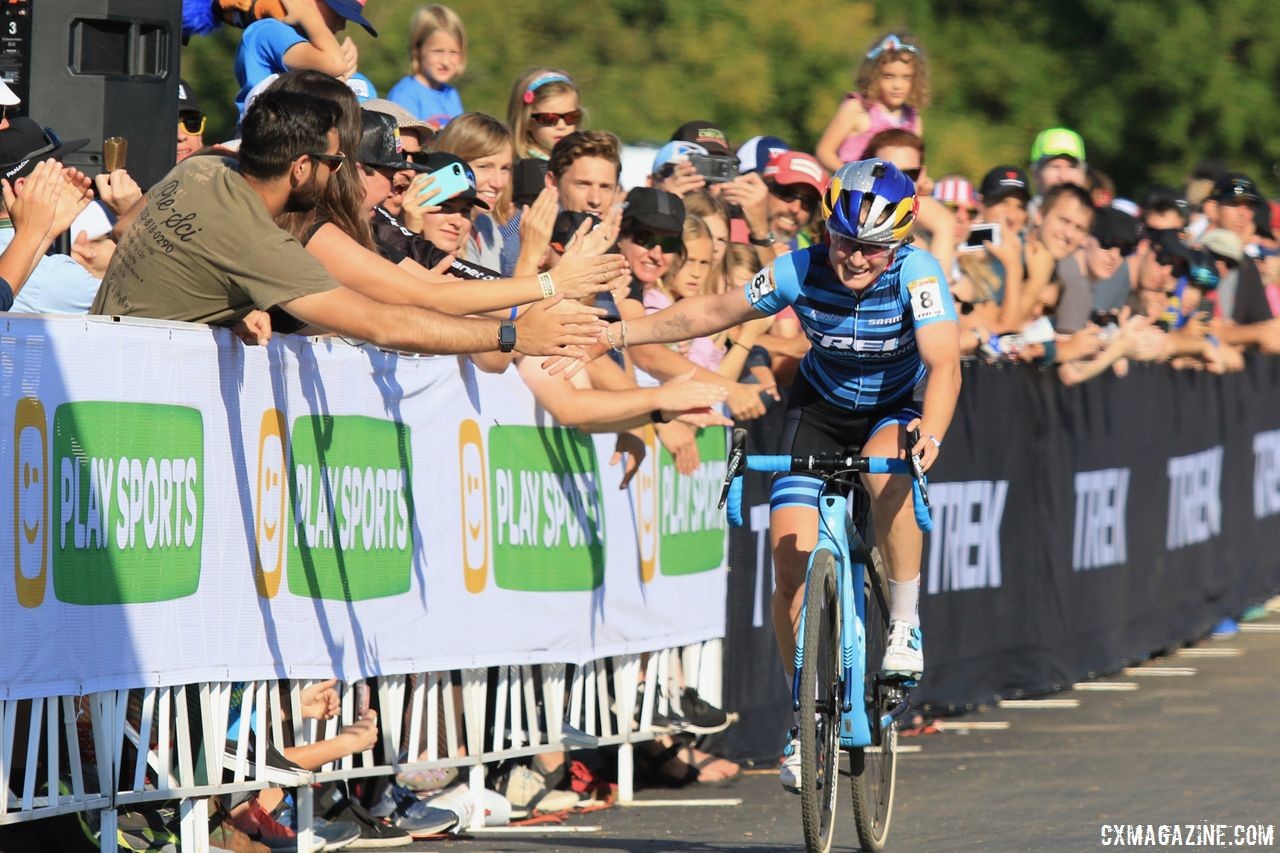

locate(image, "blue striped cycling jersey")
[[743, 243, 957, 410]]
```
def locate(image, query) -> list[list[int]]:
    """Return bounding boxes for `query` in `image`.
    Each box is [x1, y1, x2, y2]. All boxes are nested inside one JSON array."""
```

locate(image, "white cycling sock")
[[888, 574, 921, 628]]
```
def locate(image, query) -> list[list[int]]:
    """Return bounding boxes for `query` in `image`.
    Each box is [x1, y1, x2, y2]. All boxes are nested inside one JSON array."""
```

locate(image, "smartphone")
[[688, 153, 740, 184], [960, 222, 1001, 252], [418, 162, 472, 207]]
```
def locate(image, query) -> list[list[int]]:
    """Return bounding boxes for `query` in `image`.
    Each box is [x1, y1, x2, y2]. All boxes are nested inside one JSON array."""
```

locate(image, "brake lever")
[[906, 427, 930, 509]]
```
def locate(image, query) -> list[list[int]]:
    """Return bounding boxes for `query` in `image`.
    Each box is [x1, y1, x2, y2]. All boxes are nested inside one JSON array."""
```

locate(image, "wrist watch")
[[748, 230, 777, 247], [498, 319, 516, 353]]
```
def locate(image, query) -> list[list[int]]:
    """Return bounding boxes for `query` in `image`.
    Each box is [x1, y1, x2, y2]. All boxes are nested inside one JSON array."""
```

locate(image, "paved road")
[[418, 611, 1280, 852]]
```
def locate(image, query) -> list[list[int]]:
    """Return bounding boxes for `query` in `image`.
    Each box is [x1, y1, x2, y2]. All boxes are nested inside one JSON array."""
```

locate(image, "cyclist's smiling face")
[[827, 231, 895, 290]]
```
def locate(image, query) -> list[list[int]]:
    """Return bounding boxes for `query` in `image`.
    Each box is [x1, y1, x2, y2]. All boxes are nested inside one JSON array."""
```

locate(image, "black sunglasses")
[[900, 167, 922, 182], [625, 227, 683, 254], [1096, 237, 1136, 256], [23, 127, 62, 161], [306, 151, 347, 173], [768, 182, 819, 212], [179, 113, 206, 135]]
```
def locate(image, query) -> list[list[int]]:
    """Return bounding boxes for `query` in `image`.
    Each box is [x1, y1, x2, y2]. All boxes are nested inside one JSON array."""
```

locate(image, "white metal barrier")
[[0, 643, 718, 850]]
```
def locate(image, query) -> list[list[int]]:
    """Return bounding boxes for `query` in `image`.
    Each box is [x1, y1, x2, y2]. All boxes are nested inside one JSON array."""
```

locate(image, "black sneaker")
[[680, 688, 738, 735], [634, 684, 681, 733], [322, 795, 412, 849]]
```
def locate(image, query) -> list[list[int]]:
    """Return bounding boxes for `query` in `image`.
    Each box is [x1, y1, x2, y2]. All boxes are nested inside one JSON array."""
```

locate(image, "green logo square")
[[659, 426, 728, 575]]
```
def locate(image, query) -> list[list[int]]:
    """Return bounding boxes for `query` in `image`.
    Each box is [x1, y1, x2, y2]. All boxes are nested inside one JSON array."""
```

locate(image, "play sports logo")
[[458, 421, 606, 592], [14, 400, 205, 607], [254, 409, 289, 598], [656, 426, 728, 575], [287, 414, 414, 601]]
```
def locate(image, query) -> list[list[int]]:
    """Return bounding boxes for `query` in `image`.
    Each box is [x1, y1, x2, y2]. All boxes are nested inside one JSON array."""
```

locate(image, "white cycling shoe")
[[881, 621, 924, 682], [778, 727, 801, 794]]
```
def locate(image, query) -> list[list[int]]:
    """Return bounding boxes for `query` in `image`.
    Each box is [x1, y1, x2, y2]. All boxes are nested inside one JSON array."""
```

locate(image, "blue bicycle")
[[720, 427, 932, 853]]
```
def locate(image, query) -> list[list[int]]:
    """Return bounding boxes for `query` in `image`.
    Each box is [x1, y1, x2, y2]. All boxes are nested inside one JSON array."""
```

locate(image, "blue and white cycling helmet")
[[822, 159, 918, 245]]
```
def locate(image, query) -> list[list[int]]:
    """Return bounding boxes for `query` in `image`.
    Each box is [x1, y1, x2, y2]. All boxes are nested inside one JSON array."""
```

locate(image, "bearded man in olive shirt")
[[92, 90, 605, 356]]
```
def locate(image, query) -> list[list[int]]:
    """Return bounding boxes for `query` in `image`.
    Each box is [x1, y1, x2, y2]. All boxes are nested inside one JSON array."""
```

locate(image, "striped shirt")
[[744, 244, 956, 410]]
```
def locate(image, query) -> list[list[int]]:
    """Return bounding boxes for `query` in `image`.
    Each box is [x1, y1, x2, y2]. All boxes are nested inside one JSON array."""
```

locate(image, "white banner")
[[1, 316, 727, 699]]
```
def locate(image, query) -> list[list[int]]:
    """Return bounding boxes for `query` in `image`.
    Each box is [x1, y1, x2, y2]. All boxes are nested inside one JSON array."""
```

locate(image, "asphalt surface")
[[414, 608, 1280, 852]]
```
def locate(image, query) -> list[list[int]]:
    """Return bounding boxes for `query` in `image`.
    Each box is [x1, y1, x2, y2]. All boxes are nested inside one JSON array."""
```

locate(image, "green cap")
[[1030, 127, 1086, 166]]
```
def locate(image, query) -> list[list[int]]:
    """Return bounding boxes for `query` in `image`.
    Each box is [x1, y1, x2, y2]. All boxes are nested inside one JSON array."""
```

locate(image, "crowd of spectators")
[[2, 3, 1278, 848]]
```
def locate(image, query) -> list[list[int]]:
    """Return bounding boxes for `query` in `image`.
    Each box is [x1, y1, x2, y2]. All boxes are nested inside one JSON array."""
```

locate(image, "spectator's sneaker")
[[274, 796, 362, 852], [229, 799, 323, 852], [634, 684, 679, 733], [1210, 617, 1239, 638], [322, 794, 412, 849], [679, 687, 739, 735], [1240, 604, 1269, 623], [779, 727, 801, 794], [881, 621, 924, 682]]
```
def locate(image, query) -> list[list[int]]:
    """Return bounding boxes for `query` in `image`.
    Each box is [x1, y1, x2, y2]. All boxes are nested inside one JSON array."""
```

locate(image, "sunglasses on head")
[[625, 228, 682, 254], [306, 151, 347, 173], [866, 34, 920, 60], [768, 182, 819, 212], [179, 113, 206, 135], [23, 126, 63, 161], [530, 109, 582, 128]]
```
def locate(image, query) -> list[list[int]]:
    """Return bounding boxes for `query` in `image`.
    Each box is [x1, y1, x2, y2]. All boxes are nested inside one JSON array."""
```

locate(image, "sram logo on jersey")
[[1166, 446, 1221, 550], [925, 480, 1007, 593], [1072, 468, 1129, 571]]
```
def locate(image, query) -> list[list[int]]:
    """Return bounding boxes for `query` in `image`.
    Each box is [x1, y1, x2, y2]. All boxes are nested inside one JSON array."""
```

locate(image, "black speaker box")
[[0, 0, 182, 191]]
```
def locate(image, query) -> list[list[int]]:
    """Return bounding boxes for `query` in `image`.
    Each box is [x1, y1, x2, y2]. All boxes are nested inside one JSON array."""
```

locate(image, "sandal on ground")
[[634, 741, 698, 788], [681, 746, 741, 788]]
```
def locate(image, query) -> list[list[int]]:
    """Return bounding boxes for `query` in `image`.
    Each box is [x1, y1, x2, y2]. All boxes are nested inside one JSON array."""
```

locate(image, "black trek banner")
[[723, 356, 1280, 760]]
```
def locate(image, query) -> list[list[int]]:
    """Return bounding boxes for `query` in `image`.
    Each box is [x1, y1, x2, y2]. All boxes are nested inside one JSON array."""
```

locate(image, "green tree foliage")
[[183, 0, 1279, 196]]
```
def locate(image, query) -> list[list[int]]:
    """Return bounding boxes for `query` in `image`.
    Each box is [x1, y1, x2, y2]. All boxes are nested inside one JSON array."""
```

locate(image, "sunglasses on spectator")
[[530, 109, 582, 128], [899, 167, 922, 182], [624, 228, 683, 254], [768, 182, 819, 212], [179, 113, 206, 135], [306, 151, 347, 173], [23, 126, 63, 161], [1096, 237, 1136, 256]]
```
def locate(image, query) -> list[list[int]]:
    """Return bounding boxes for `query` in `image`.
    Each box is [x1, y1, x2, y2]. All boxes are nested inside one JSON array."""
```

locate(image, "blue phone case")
[[419, 163, 472, 206]]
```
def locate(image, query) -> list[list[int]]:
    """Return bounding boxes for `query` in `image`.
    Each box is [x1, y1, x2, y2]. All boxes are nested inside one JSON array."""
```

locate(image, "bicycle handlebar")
[[719, 428, 933, 533]]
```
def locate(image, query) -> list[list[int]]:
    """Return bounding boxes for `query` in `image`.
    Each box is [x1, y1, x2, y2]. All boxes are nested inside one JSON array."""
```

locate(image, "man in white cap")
[[0, 79, 19, 131]]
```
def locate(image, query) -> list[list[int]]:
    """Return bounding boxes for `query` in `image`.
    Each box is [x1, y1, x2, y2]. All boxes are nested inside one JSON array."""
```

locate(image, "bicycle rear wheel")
[[849, 546, 897, 851], [799, 549, 841, 853]]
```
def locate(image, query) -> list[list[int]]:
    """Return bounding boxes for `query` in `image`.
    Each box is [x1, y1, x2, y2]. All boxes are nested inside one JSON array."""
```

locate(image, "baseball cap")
[[1201, 228, 1243, 262], [358, 109, 411, 171], [415, 152, 489, 209], [319, 0, 377, 36], [978, 165, 1031, 203], [736, 135, 790, 174], [932, 176, 978, 209], [1141, 183, 1188, 214], [622, 187, 684, 233], [670, 120, 731, 156], [1208, 173, 1262, 205], [177, 79, 200, 113], [512, 158, 548, 206], [551, 210, 600, 250], [1030, 127, 1086, 166], [763, 151, 827, 193], [0, 118, 89, 182], [0, 79, 18, 108], [1090, 206, 1139, 248], [652, 140, 706, 175]]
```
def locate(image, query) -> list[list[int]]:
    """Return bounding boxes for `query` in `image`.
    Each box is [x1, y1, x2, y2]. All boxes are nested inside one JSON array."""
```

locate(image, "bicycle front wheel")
[[799, 548, 841, 853], [849, 546, 897, 851]]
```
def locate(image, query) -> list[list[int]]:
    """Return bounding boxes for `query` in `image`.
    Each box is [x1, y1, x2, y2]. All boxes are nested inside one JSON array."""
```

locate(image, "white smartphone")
[[960, 222, 1002, 252]]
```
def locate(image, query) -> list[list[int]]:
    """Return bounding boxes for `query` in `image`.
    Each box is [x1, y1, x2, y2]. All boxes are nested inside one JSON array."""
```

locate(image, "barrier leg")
[[613, 655, 641, 803], [98, 808, 117, 852], [296, 785, 315, 852], [179, 797, 209, 853]]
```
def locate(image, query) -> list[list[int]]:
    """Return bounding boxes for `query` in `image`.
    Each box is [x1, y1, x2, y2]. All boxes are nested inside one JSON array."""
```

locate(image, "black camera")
[[1148, 229, 1219, 290]]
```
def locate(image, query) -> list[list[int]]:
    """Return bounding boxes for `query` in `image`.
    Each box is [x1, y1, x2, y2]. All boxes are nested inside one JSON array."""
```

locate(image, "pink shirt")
[[643, 287, 724, 371], [835, 93, 921, 163]]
